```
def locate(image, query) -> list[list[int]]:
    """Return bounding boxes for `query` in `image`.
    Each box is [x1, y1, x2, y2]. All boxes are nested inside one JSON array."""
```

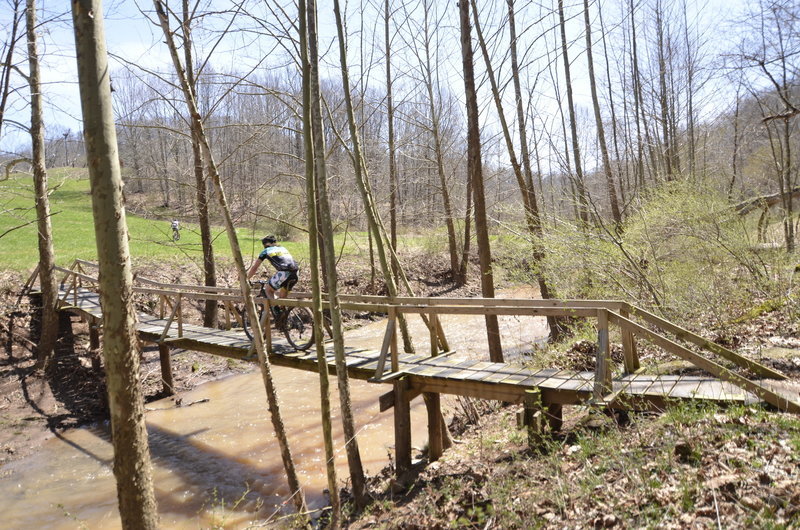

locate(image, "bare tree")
[[583, 0, 621, 224], [299, 0, 340, 521], [558, 0, 589, 224], [25, 0, 57, 368], [71, 1, 158, 526], [459, 0, 502, 362], [0, 0, 23, 140], [181, 0, 218, 327]]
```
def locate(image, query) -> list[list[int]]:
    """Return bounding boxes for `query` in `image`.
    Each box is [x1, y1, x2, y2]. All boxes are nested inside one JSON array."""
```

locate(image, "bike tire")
[[282, 306, 315, 351], [240, 303, 265, 341], [173, 230, 180, 242]]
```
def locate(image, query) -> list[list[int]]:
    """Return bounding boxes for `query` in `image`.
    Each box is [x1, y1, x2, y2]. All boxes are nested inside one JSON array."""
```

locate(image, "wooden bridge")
[[32, 260, 800, 474]]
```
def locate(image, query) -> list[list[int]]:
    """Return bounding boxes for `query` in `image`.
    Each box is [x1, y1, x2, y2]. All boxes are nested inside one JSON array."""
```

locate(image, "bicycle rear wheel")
[[282, 306, 315, 351]]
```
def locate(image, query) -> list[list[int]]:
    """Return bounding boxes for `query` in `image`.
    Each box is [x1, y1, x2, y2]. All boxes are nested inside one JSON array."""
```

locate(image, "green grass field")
[[0, 169, 311, 273]]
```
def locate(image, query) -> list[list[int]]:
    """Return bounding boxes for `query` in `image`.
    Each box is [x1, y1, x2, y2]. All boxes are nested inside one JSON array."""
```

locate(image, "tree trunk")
[[0, 0, 22, 141], [385, 0, 398, 264], [153, 0, 308, 516], [558, 0, 589, 224], [27, 0, 57, 369], [459, 0, 502, 362], [300, 0, 339, 521], [182, 0, 217, 327], [583, 0, 622, 225], [310, 0, 368, 508], [71, 2, 158, 527], [331, 0, 415, 354]]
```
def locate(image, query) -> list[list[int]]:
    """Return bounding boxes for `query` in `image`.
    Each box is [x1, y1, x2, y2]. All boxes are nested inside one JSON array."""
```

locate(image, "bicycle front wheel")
[[283, 306, 315, 351], [241, 303, 265, 341], [173, 230, 180, 241]]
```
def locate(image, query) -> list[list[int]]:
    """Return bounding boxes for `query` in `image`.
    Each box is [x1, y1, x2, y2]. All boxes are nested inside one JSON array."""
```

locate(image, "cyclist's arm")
[[246, 258, 263, 279]]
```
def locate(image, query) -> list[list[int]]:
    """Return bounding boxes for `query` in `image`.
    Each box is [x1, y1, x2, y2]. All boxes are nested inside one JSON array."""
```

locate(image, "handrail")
[[54, 259, 798, 413]]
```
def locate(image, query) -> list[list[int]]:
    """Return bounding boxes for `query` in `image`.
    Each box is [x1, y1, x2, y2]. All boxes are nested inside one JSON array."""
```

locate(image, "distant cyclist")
[[247, 235, 299, 307], [170, 219, 180, 241]]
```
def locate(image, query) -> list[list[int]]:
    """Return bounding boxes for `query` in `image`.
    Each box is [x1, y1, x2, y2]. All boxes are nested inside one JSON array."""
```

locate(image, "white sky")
[[0, 0, 752, 156]]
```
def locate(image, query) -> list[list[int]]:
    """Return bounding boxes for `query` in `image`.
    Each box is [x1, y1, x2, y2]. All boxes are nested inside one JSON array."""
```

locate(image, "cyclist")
[[246, 235, 299, 309], [170, 219, 180, 241]]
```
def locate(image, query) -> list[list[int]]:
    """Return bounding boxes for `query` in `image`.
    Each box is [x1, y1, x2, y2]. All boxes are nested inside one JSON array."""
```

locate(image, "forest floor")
[[1, 256, 799, 528]]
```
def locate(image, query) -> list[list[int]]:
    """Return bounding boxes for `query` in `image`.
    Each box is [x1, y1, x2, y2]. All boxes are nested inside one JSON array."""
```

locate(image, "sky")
[[0, 0, 751, 157]]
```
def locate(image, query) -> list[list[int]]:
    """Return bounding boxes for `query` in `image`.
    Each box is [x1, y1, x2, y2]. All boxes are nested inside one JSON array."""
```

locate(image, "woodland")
[[1, 0, 800, 528]]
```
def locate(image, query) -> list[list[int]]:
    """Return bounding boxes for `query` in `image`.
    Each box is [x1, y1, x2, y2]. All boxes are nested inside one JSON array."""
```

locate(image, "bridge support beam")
[[546, 403, 563, 432], [424, 392, 443, 461], [393, 377, 412, 475], [89, 320, 100, 350], [158, 342, 175, 396]]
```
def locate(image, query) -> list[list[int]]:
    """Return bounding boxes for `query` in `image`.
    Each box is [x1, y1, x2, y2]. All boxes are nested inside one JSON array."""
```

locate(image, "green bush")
[[538, 180, 788, 325]]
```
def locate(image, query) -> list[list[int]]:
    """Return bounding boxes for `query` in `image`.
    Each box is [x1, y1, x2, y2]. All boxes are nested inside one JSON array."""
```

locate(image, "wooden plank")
[[666, 376, 705, 399]]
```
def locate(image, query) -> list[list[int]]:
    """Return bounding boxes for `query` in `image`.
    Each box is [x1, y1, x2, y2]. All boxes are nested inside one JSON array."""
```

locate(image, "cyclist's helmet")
[[262, 235, 277, 246]]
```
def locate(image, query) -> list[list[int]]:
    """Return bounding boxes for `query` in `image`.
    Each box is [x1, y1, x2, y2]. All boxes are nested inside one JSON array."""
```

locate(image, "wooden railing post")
[[429, 311, 438, 357], [594, 309, 612, 400], [261, 301, 273, 354], [176, 293, 183, 337], [620, 306, 639, 373], [390, 307, 399, 373]]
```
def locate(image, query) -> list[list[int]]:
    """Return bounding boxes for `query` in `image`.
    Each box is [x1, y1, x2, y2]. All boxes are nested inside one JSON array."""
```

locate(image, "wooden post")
[[523, 388, 544, 449], [619, 306, 639, 373], [394, 376, 412, 475], [594, 309, 612, 400], [424, 392, 443, 461], [176, 293, 183, 337], [158, 342, 175, 396], [261, 302, 272, 354], [389, 307, 399, 373], [429, 311, 438, 357], [89, 319, 100, 350], [546, 403, 563, 432]]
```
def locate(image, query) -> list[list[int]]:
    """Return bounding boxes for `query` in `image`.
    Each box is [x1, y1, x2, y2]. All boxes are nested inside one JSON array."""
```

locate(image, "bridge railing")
[[49, 260, 798, 413]]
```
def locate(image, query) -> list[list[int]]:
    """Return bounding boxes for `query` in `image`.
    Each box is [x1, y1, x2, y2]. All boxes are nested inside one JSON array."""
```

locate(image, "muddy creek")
[[0, 296, 547, 528]]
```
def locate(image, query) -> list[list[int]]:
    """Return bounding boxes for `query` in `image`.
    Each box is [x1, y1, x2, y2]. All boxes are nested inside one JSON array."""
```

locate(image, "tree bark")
[[71, 2, 158, 527], [27, 0, 58, 369], [181, 0, 217, 328], [459, 0, 503, 362], [558, 0, 589, 224], [0, 0, 22, 141], [583, 0, 622, 225], [310, 0, 368, 508], [300, 0, 340, 521]]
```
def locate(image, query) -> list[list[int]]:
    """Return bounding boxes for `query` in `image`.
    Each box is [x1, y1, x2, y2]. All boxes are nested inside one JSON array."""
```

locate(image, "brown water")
[[0, 294, 547, 528]]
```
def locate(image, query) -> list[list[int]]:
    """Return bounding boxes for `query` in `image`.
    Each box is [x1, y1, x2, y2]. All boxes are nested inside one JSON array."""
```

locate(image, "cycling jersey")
[[258, 245, 298, 272]]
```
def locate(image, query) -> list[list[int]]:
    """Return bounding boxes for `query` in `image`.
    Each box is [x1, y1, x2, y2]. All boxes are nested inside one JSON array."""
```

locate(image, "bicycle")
[[240, 280, 316, 351], [171, 220, 181, 241]]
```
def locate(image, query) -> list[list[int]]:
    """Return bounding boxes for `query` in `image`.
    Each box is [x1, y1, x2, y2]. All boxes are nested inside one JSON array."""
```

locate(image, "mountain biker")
[[246, 235, 299, 308]]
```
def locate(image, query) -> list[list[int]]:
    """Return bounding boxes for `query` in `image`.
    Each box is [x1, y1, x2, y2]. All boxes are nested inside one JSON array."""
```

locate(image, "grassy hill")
[[0, 168, 309, 273]]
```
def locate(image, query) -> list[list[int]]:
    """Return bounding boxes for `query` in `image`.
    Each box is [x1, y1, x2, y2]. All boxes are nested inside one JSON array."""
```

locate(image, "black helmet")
[[262, 235, 277, 246]]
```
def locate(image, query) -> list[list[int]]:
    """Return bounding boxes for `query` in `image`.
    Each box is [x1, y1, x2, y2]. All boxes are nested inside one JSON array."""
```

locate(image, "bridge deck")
[[57, 287, 766, 410]]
